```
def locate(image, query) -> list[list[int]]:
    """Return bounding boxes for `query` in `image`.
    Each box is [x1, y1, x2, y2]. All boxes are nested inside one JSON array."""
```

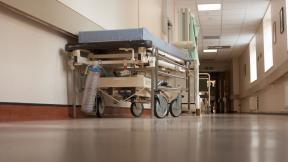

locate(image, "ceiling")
[[175, 0, 270, 62]]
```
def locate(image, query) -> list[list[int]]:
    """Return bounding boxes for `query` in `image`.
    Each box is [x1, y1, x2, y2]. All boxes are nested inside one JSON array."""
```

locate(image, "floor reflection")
[[0, 114, 288, 162]]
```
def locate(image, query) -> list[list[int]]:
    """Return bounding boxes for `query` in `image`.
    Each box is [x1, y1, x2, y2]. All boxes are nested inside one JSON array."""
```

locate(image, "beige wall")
[[0, 0, 102, 35], [0, 0, 167, 105], [59, 0, 164, 37], [139, 0, 163, 37], [58, 0, 138, 30], [0, 6, 72, 104], [237, 0, 288, 113], [231, 57, 240, 112], [3, 0, 166, 38], [232, 57, 240, 95], [162, 0, 176, 42]]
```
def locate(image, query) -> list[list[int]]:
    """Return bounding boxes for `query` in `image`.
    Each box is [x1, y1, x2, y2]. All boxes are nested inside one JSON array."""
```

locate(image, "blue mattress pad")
[[78, 28, 189, 61]]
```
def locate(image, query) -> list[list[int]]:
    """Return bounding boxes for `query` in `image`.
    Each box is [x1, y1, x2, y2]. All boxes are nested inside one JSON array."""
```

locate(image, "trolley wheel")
[[96, 94, 105, 118], [154, 95, 168, 118], [169, 95, 182, 117], [130, 102, 144, 118]]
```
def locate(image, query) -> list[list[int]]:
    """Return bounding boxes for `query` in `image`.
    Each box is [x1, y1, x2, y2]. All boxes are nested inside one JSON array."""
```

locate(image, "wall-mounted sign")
[[273, 21, 277, 44], [280, 7, 285, 34]]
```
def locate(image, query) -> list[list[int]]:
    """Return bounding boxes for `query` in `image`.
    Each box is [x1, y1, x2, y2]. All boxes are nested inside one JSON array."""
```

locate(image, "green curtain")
[[188, 16, 199, 62]]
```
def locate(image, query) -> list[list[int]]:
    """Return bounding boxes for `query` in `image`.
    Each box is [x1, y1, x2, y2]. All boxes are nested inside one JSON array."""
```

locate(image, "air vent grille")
[[208, 46, 231, 49], [203, 35, 220, 39]]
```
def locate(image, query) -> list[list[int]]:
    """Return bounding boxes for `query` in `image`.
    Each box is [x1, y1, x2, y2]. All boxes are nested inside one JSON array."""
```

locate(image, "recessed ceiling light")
[[203, 49, 218, 53], [198, 4, 222, 11]]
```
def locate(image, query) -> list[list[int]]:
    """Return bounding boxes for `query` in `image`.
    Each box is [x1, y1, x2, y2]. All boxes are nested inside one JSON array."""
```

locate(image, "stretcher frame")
[[66, 40, 194, 118]]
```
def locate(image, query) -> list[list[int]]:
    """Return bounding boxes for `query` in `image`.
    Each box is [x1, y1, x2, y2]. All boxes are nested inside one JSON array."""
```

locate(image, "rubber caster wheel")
[[154, 95, 168, 118], [169, 95, 182, 117], [96, 94, 105, 118], [130, 102, 144, 118]]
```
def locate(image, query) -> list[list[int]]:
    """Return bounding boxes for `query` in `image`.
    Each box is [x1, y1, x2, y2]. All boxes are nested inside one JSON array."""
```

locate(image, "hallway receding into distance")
[[0, 114, 288, 162]]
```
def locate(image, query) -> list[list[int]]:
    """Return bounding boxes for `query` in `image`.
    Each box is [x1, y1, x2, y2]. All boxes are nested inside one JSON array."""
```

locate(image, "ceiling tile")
[[223, 2, 248, 10], [175, 0, 270, 61]]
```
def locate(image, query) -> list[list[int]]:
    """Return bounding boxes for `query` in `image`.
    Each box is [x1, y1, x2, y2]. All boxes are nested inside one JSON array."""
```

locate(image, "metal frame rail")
[[66, 43, 193, 118]]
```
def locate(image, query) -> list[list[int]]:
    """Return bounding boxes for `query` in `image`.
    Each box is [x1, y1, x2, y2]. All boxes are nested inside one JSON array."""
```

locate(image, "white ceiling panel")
[[221, 38, 237, 42], [199, 15, 221, 21], [198, 11, 222, 16], [201, 28, 221, 34], [176, 0, 270, 61], [220, 43, 234, 46], [198, 0, 222, 3], [222, 25, 241, 33], [222, 14, 245, 20], [223, 2, 248, 10], [203, 39, 220, 45], [222, 9, 246, 15], [222, 20, 243, 25], [222, 34, 238, 39]]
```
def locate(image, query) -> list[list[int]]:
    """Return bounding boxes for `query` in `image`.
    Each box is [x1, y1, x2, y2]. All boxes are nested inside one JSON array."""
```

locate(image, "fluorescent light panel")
[[203, 49, 217, 53], [198, 4, 222, 11]]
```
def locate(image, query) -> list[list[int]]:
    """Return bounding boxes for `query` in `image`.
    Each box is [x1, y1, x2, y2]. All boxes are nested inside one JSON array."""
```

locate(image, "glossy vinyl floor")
[[0, 114, 288, 162]]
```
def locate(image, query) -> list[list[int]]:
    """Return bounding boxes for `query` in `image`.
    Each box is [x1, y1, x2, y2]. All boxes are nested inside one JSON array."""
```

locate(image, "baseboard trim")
[[0, 103, 152, 122], [0, 102, 80, 107], [240, 112, 288, 115]]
